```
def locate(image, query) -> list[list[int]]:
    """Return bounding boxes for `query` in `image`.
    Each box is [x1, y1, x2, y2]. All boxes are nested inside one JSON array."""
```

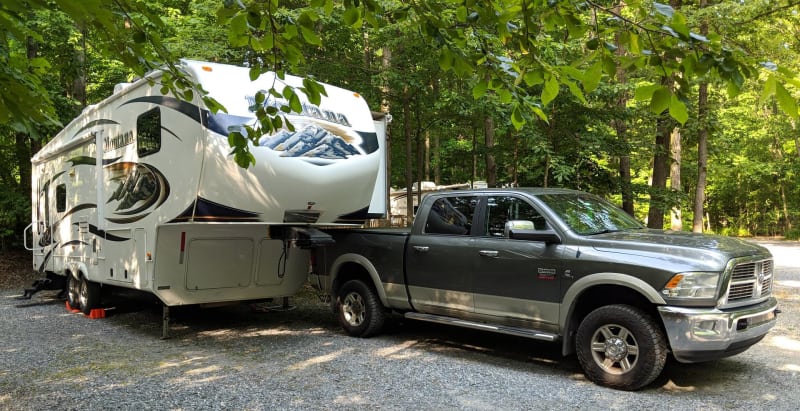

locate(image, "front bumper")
[[658, 297, 778, 363]]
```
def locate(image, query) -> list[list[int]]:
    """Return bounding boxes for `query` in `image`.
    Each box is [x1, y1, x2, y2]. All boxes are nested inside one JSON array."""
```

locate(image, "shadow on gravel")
[[378, 316, 586, 378]]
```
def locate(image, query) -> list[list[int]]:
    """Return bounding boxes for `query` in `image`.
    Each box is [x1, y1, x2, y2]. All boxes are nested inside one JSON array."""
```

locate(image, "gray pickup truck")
[[310, 188, 779, 390]]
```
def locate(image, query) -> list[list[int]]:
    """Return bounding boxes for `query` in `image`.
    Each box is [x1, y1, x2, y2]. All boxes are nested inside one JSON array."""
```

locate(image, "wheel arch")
[[330, 254, 388, 307], [560, 273, 666, 356]]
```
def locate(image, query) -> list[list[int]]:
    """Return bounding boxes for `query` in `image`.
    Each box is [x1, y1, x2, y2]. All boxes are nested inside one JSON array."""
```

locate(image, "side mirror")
[[504, 220, 561, 244]]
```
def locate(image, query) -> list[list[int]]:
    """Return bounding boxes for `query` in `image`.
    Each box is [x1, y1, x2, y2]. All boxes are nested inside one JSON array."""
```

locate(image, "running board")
[[404, 312, 558, 342]]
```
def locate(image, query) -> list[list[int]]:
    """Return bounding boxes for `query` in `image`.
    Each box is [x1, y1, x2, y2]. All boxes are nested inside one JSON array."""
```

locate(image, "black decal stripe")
[[334, 206, 370, 224], [106, 214, 150, 224], [88, 225, 130, 242], [162, 125, 182, 141], [60, 240, 88, 248], [68, 156, 97, 167], [73, 119, 119, 139], [37, 248, 54, 273], [167, 197, 260, 223], [120, 96, 202, 123], [103, 156, 123, 166]]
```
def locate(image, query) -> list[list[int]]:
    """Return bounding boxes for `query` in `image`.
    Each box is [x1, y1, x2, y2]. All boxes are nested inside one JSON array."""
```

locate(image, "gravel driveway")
[[2, 241, 799, 410]]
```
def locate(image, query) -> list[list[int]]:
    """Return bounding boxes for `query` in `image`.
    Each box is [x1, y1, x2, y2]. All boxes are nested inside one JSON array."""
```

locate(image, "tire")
[[575, 304, 667, 391], [336, 280, 385, 337], [78, 275, 101, 315], [67, 273, 81, 310]]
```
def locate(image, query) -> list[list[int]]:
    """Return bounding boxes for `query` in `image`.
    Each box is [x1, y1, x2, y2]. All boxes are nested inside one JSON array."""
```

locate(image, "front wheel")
[[336, 280, 385, 337], [575, 304, 667, 391]]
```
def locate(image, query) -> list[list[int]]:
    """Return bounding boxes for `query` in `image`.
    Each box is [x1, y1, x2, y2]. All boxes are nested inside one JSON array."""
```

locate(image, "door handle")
[[413, 246, 430, 253], [479, 250, 499, 257]]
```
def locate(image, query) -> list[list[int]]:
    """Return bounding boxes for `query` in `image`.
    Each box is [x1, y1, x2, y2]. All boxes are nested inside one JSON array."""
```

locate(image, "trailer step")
[[404, 312, 558, 342]]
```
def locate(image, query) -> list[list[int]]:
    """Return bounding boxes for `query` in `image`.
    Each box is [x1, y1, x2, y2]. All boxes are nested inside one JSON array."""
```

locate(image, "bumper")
[[658, 297, 779, 363]]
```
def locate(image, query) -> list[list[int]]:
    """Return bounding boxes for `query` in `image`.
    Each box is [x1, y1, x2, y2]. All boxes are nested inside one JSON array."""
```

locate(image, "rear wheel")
[[67, 273, 81, 310], [78, 276, 101, 315], [336, 280, 385, 337], [575, 304, 667, 391]]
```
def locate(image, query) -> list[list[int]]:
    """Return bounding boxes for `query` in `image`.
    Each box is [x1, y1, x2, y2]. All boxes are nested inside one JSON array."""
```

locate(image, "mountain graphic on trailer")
[[259, 124, 360, 159]]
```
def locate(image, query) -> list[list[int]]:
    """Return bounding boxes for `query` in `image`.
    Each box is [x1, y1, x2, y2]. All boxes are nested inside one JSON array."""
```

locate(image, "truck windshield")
[[536, 193, 644, 235]]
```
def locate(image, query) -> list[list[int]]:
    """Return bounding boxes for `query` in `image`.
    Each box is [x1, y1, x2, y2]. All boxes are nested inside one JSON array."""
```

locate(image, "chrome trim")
[[718, 256, 774, 309], [658, 297, 778, 363], [405, 312, 558, 342]]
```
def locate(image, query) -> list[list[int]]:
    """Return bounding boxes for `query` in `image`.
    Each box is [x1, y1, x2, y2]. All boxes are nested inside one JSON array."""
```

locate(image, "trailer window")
[[137, 107, 161, 157], [55, 184, 67, 212]]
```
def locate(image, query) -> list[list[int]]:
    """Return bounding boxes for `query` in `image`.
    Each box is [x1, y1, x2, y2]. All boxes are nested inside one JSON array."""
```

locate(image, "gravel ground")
[[1, 242, 799, 411]]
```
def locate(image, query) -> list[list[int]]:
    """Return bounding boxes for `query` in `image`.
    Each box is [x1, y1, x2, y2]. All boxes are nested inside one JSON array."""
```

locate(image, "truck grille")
[[725, 259, 773, 304]]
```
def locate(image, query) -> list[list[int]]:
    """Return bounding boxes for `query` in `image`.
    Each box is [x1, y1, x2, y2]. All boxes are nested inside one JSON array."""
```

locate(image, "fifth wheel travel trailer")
[[24, 60, 389, 330]]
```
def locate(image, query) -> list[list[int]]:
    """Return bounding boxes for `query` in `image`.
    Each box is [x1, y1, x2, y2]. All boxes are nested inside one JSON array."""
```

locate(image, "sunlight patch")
[[287, 351, 344, 371], [374, 340, 419, 358], [779, 364, 800, 372], [186, 365, 221, 375], [768, 335, 800, 352]]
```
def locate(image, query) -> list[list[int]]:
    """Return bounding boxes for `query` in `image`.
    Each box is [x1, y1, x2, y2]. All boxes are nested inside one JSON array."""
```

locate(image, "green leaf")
[[775, 83, 799, 120], [300, 25, 322, 45], [541, 74, 559, 106], [669, 94, 688, 124], [582, 62, 602, 93], [439, 49, 453, 71], [634, 84, 662, 101], [650, 87, 670, 114], [511, 104, 525, 130], [343, 7, 361, 27], [761, 76, 777, 102], [523, 70, 543, 86], [472, 81, 488, 99], [497, 88, 512, 104], [566, 80, 586, 104]]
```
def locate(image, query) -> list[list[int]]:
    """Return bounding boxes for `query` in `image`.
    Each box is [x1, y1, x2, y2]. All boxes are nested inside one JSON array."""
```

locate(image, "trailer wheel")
[[78, 276, 101, 315], [336, 280, 385, 337], [575, 304, 667, 391], [67, 273, 81, 310]]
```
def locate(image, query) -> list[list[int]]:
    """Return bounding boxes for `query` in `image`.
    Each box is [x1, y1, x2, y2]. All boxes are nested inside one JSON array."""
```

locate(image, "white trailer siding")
[[29, 60, 388, 308]]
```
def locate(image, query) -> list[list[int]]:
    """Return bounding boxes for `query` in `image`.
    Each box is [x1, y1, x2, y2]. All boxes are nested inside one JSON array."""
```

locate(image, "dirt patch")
[[0, 249, 39, 290]]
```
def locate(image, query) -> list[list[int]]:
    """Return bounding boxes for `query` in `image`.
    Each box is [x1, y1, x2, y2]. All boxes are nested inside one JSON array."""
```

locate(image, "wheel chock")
[[65, 301, 80, 313], [87, 308, 106, 319]]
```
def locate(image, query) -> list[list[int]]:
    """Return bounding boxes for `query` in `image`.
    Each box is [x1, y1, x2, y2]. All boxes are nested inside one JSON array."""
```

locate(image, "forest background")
[[2, 0, 800, 251]]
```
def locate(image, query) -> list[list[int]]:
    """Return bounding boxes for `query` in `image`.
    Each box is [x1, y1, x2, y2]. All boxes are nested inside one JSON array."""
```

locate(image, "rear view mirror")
[[504, 220, 561, 244]]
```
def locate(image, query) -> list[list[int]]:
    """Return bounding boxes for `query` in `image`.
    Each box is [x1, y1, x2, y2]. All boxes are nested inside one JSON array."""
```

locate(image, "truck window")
[[137, 107, 161, 157], [424, 196, 478, 235], [55, 184, 67, 212], [485, 196, 546, 236]]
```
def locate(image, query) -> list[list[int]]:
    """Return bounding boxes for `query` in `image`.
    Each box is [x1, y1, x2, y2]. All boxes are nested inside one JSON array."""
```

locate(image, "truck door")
[[471, 195, 563, 332], [404, 195, 480, 316]]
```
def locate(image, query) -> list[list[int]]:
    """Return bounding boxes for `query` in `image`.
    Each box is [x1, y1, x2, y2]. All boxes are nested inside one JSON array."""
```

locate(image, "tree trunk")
[[433, 134, 441, 185], [472, 128, 478, 186], [511, 129, 518, 187], [693, 82, 709, 233], [484, 115, 497, 187], [424, 131, 431, 181], [693, 0, 709, 233], [403, 88, 413, 227], [612, 1, 634, 216], [648, 113, 672, 229], [381, 46, 392, 224], [670, 127, 682, 231]]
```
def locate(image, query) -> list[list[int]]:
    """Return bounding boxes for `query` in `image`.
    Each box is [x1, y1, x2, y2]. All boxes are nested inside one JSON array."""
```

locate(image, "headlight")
[[661, 272, 721, 299]]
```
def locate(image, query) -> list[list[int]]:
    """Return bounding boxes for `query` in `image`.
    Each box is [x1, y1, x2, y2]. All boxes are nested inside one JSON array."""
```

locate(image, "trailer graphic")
[[25, 60, 389, 324]]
